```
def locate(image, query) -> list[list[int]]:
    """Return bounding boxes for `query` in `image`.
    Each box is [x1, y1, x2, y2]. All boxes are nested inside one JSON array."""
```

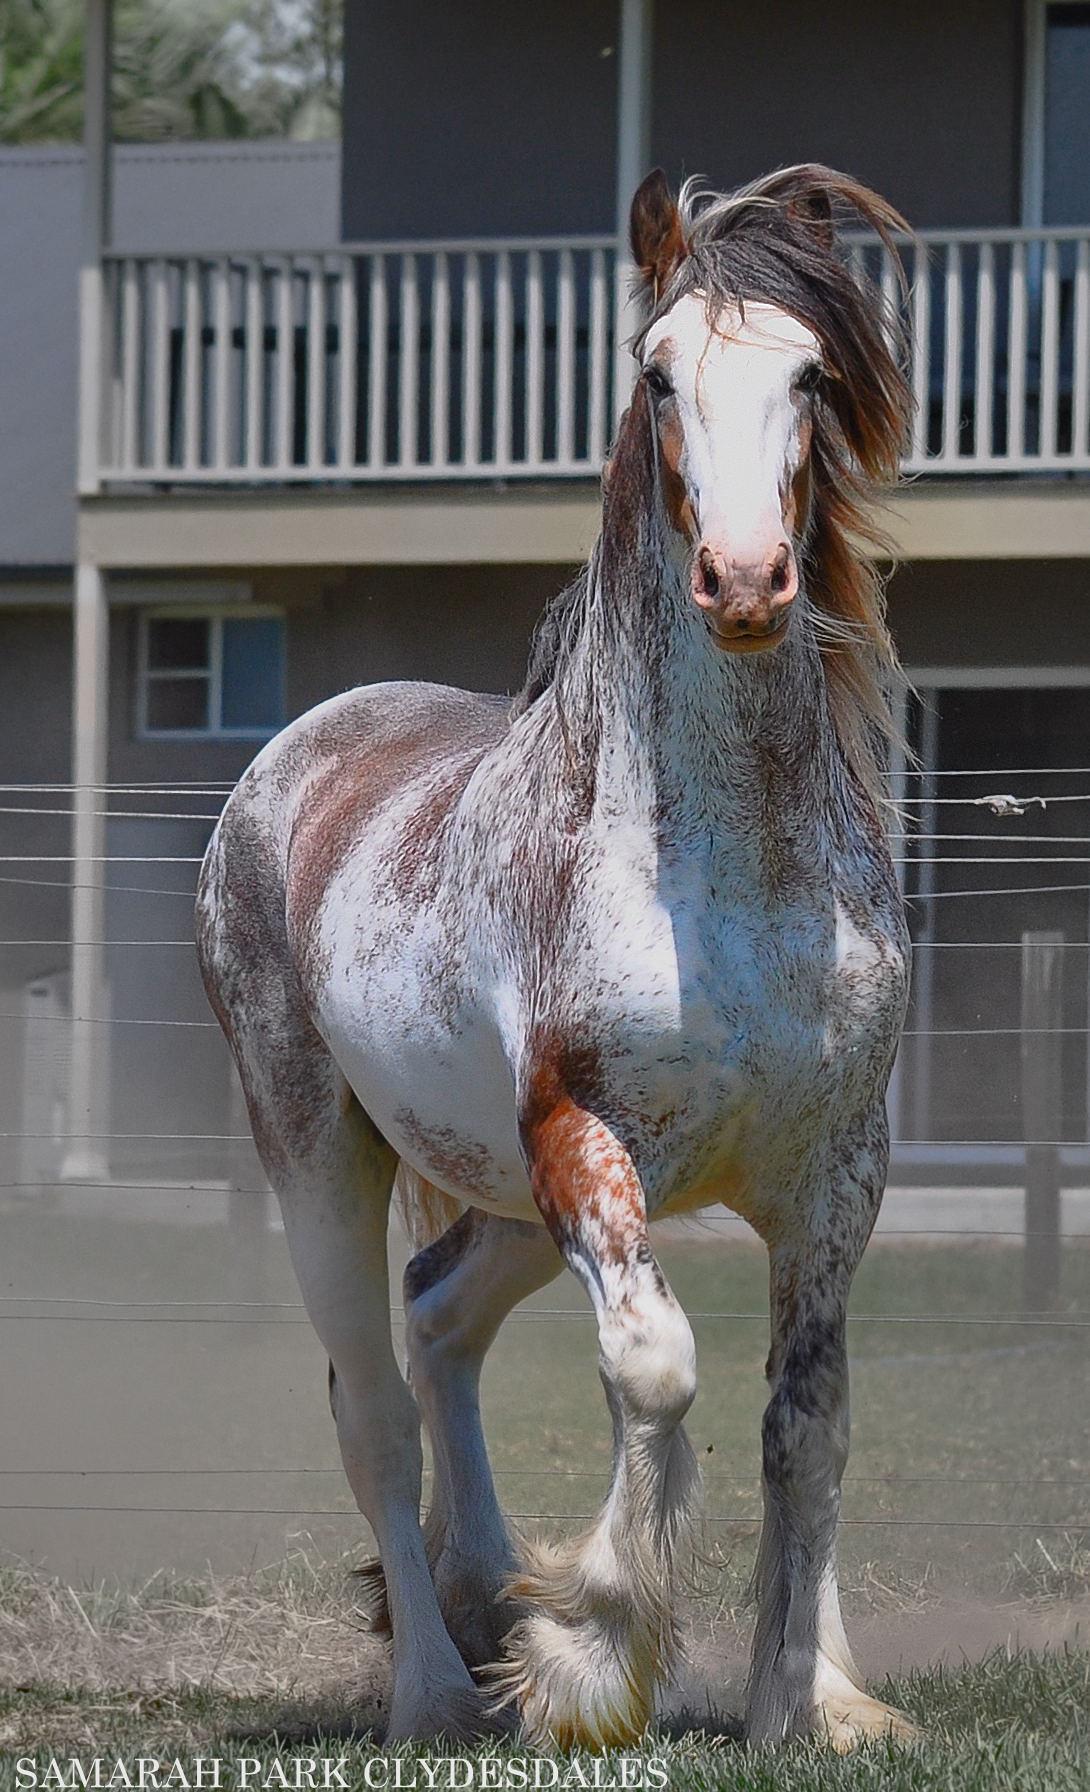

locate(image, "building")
[[1, 0, 1088, 1184]]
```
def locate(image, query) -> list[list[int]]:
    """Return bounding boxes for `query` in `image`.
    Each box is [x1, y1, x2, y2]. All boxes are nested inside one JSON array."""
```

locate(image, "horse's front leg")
[[495, 1099, 699, 1748], [746, 1116, 918, 1748]]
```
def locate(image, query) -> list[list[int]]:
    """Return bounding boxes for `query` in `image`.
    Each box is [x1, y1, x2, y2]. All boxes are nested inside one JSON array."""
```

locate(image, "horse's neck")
[[554, 551, 844, 855]]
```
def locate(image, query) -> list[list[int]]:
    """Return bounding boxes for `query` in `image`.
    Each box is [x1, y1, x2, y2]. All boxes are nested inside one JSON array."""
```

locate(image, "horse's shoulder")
[[276, 681, 508, 941]]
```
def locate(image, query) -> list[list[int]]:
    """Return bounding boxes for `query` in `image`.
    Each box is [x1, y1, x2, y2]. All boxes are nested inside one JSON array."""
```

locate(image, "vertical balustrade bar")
[[1074, 238, 1090, 465], [119, 259, 139, 471], [588, 246, 609, 465], [306, 258, 326, 470], [275, 259, 294, 473], [430, 251, 450, 469], [244, 260, 263, 470], [182, 259, 202, 470], [879, 245, 900, 356], [462, 251, 482, 468], [973, 241, 995, 463], [367, 254, 388, 471], [212, 259, 232, 471], [337, 255, 357, 471], [556, 247, 575, 466], [1007, 240, 1028, 464], [910, 241, 931, 465], [398, 253, 419, 468], [493, 250, 514, 469], [1039, 237, 1060, 462], [102, 261, 121, 474], [941, 241, 963, 463], [526, 249, 544, 467], [149, 260, 170, 473]]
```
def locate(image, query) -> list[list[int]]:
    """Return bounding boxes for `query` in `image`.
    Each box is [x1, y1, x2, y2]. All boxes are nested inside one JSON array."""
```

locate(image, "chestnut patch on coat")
[[286, 695, 507, 996], [395, 1106, 495, 1200], [521, 1029, 645, 1256], [525, 1092, 645, 1261], [656, 402, 696, 539]]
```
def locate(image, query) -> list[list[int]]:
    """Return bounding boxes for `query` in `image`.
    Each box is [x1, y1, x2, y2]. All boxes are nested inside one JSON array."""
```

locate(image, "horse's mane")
[[511, 164, 913, 794]]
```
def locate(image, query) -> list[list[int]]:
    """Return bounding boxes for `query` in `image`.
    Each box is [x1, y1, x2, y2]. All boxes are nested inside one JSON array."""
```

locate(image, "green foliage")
[[0, 0, 342, 145]]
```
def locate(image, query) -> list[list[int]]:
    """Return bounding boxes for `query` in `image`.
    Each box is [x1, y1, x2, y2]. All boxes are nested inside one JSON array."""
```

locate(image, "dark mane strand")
[[510, 556, 597, 721]]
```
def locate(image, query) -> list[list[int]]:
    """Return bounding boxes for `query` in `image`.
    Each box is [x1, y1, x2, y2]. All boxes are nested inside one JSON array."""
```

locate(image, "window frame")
[[136, 606, 286, 742]]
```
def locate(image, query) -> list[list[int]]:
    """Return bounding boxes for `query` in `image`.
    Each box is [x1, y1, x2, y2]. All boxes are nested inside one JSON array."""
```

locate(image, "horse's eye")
[[643, 364, 673, 402], [795, 362, 823, 397]]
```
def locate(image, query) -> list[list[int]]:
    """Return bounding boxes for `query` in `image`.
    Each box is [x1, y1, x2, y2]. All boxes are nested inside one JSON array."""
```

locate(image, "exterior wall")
[[0, 610, 74, 984], [283, 563, 571, 711], [341, 0, 1023, 240], [652, 0, 1022, 229], [341, 0, 618, 237], [885, 557, 1090, 669]]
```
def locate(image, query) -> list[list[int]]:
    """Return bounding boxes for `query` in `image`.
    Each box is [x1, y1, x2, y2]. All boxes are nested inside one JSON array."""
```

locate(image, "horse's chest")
[[560, 879, 905, 1200]]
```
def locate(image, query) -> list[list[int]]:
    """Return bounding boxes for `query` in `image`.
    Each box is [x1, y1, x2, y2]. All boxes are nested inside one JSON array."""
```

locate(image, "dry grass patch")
[[0, 1545, 388, 1703]]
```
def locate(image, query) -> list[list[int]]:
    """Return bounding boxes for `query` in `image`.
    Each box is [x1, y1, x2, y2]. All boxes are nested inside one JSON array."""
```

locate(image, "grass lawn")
[[0, 1649, 1088, 1792]]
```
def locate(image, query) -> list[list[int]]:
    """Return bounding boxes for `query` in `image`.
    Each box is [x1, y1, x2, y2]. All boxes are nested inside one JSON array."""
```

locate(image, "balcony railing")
[[98, 236, 617, 484], [95, 225, 1090, 487]]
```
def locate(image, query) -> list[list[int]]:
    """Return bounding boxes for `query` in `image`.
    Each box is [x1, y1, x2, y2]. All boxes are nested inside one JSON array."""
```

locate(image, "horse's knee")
[[603, 1293, 696, 1429], [328, 1342, 421, 1482], [762, 1382, 847, 1497]]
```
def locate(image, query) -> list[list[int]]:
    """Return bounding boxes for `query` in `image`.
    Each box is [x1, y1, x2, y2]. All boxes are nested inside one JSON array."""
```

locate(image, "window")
[[137, 610, 285, 738]]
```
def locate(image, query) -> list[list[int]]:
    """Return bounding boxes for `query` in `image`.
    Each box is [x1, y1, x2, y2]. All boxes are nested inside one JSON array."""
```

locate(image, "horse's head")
[[627, 165, 911, 657]]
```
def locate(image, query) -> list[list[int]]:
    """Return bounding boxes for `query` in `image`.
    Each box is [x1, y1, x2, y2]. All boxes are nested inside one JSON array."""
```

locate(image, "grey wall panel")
[[651, 0, 1022, 229], [341, 0, 618, 238]]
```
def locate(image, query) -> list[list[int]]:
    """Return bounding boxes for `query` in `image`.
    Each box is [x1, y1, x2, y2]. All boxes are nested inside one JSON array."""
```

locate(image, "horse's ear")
[[630, 168, 687, 296]]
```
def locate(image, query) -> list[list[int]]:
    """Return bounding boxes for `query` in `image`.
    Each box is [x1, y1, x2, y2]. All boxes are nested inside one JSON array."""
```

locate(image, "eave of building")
[[76, 478, 1090, 572]]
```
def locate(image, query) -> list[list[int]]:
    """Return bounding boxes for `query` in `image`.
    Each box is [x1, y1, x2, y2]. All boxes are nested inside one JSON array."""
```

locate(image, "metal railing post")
[[65, 0, 113, 1181], [1021, 929, 1064, 1311], [613, 0, 652, 426]]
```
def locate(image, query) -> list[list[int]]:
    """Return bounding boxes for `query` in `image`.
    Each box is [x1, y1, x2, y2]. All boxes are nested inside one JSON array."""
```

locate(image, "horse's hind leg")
[[745, 1113, 918, 1749], [402, 1211, 563, 1668], [226, 1033, 487, 1740]]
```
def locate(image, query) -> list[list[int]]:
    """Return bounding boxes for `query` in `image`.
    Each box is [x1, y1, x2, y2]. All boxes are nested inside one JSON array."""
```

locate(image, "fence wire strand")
[[3, 763, 1090, 1552]]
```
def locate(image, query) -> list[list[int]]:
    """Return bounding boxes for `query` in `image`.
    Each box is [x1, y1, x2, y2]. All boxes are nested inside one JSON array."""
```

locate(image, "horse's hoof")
[[384, 1677, 501, 1744], [815, 1691, 920, 1751]]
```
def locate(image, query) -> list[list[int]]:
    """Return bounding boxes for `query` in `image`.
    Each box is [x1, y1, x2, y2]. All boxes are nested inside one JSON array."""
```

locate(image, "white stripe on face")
[[643, 294, 821, 573]]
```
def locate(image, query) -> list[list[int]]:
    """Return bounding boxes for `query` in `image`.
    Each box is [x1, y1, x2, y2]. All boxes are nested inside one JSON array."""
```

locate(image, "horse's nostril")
[[699, 549, 721, 601], [769, 547, 792, 597]]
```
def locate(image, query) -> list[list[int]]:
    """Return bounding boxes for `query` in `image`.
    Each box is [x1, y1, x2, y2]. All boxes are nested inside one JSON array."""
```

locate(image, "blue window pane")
[[220, 617, 285, 732]]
